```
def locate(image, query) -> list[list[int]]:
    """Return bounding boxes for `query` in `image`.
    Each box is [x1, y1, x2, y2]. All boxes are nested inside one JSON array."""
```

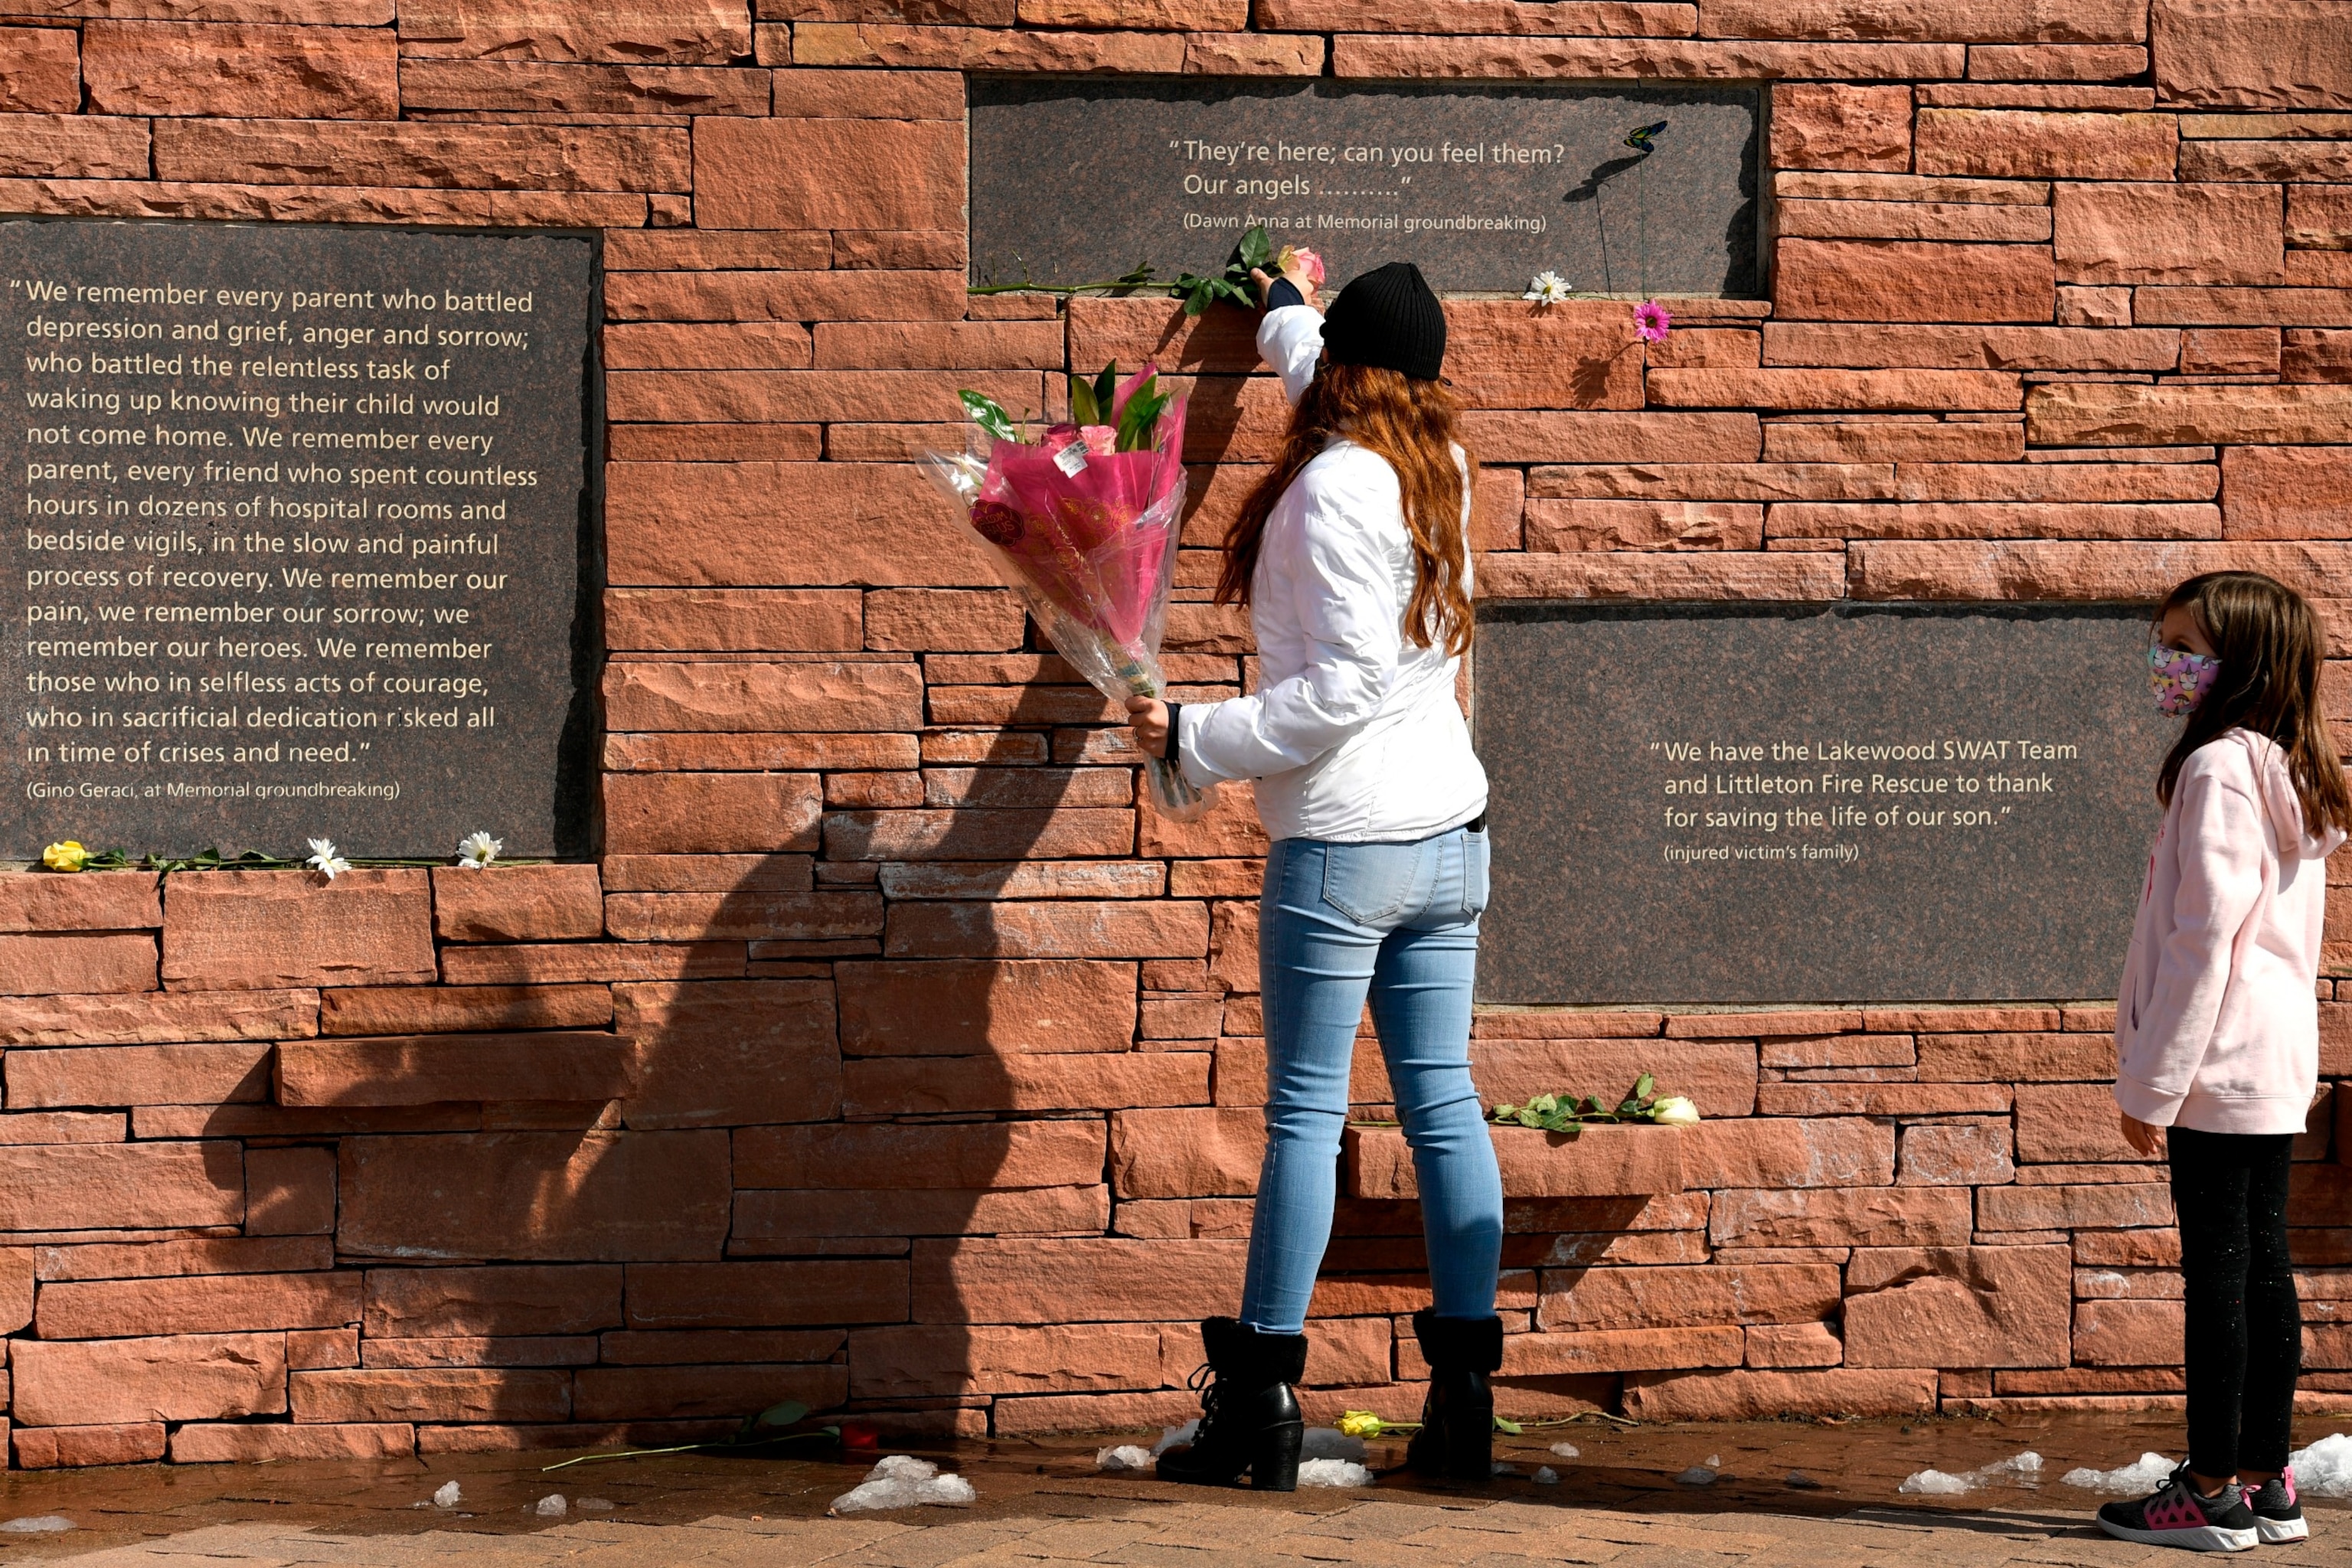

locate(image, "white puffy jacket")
[[1172, 305, 1488, 844]]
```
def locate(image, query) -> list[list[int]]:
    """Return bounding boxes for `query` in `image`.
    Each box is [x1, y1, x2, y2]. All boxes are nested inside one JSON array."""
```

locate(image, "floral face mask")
[[2148, 645, 2220, 717]]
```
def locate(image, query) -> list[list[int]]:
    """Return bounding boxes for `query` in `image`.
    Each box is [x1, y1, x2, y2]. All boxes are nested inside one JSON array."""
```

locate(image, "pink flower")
[[1634, 300, 1672, 343], [1276, 245, 1327, 288], [1078, 424, 1117, 456]]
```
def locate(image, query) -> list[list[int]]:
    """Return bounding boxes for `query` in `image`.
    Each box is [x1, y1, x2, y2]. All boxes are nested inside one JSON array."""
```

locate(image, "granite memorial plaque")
[[4, 219, 596, 860], [969, 78, 1759, 298], [1475, 604, 2177, 1004]]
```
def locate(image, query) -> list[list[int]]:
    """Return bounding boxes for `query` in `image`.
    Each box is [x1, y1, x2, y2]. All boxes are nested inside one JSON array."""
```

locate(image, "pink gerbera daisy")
[[1634, 300, 1672, 342]]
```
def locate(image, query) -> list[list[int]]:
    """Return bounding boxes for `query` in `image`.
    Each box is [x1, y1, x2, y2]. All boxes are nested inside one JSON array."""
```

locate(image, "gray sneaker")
[[2095, 1462, 2259, 1553], [2244, 1468, 2307, 1545]]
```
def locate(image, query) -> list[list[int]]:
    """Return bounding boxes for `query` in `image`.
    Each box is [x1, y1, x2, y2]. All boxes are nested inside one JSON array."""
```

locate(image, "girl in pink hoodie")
[[2101, 572, 2352, 1554]]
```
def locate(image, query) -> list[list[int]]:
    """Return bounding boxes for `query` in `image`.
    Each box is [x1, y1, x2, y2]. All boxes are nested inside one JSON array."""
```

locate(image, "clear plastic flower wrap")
[[920, 364, 1217, 822]]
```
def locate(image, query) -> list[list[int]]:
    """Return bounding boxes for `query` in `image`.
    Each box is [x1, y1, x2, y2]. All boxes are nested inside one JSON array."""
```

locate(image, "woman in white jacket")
[[1129, 259, 1501, 1491], [2099, 572, 2351, 1553]]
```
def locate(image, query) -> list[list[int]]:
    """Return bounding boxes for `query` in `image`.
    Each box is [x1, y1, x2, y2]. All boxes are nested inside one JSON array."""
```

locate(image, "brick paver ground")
[[4, 1415, 2349, 1566]]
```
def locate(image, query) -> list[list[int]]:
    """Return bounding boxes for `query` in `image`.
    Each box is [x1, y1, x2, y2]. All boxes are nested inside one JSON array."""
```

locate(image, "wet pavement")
[[0, 1412, 2347, 1564]]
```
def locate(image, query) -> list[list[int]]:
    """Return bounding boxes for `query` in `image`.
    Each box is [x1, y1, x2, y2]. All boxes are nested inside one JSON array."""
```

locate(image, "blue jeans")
[[1239, 825, 1503, 1336]]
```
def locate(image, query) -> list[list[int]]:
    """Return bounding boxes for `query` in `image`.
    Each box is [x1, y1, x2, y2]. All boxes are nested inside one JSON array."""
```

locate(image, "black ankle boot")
[[1155, 1316, 1307, 1491], [1406, 1310, 1502, 1480]]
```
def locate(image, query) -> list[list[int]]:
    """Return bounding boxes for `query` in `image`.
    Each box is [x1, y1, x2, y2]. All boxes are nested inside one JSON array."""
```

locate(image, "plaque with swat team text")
[[3, 219, 596, 860], [1475, 603, 2179, 1005]]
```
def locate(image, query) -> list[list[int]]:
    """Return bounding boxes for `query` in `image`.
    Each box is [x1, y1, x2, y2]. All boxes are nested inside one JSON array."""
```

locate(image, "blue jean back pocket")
[[1320, 840, 1425, 926]]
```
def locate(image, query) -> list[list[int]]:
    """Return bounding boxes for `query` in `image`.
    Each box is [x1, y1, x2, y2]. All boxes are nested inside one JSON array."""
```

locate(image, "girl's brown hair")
[[1215, 361, 1475, 658], [2157, 570, 2352, 835]]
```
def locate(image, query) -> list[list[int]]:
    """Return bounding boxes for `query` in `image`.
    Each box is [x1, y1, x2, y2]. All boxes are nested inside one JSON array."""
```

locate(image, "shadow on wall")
[[214, 683, 1171, 1446], [210, 856, 855, 1447]]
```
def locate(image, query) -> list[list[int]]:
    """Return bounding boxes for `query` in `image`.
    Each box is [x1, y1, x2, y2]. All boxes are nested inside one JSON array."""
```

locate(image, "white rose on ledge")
[[1651, 1096, 1700, 1126]]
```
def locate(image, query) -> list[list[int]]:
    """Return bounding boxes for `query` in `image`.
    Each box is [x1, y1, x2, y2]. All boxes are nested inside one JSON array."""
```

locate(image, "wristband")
[[1266, 278, 1305, 310], [1163, 702, 1182, 763]]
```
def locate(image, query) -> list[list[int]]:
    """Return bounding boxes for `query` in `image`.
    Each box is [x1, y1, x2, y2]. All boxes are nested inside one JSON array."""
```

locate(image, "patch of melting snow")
[[1296, 1459, 1374, 1488], [1899, 1452, 2042, 1496], [830, 1455, 978, 1514], [535, 1494, 567, 1517], [2291, 1433, 2352, 1497], [0, 1517, 72, 1534], [1675, 1455, 1722, 1486], [430, 1481, 461, 1510], [1096, 1445, 1155, 1472], [1549, 1441, 1579, 1459], [2060, 1453, 2175, 1494], [1534, 1466, 1559, 1485]]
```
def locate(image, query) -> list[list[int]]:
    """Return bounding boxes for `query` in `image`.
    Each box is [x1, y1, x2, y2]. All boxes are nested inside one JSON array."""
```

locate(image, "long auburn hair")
[[2156, 570, 2352, 835], [1215, 361, 1475, 658]]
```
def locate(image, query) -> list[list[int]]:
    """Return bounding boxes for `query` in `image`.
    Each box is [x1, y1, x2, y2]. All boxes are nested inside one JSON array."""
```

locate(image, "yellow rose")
[[1337, 1410, 1387, 1438], [41, 841, 88, 873]]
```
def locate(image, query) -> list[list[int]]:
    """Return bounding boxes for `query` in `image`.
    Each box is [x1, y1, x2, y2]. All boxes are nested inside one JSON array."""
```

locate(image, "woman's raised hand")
[[1250, 264, 1318, 310]]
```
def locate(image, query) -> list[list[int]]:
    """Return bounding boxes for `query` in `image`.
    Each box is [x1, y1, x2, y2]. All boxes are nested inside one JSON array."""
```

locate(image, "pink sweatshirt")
[[2115, 729, 2345, 1135]]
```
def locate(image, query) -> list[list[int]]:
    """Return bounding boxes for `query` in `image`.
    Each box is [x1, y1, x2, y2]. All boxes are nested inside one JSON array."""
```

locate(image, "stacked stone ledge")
[[2, 0, 2352, 1467]]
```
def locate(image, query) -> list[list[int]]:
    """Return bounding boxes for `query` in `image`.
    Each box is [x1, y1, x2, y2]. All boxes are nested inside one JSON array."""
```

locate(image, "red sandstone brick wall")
[[4, 0, 2352, 1470]]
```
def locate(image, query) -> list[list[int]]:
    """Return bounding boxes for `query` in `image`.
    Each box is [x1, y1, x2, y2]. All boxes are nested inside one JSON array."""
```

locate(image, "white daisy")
[[1524, 270, 1573, 305], [456, 831, 502, 869], [305, 838, 351, 880]]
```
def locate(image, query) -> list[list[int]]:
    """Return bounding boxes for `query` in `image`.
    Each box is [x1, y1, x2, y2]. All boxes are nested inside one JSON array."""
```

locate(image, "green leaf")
[[1239, 225, 1273, 271], [1493, 1416, 1523, 1435], [959, 389, 1019, 444], [755, 1400, 808, 1429], [1633, 1073, 1655, 1102], [1094, 362, 1119, 423], [1069, 376, 1098, 428], [1115, 377, 1169, 452]]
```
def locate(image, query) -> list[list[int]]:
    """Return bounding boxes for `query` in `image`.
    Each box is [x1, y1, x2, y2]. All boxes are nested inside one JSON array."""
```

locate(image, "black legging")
[[2171, 1126, 2301, 1478]]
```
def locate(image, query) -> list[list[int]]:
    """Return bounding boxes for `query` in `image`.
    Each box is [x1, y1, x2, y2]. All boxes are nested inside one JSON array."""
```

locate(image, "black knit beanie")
[[1321, 260, 1446, 382]]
